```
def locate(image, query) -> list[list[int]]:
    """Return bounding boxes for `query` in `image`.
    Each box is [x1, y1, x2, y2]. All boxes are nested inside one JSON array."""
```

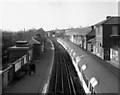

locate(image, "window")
[[78, 65, 81, 71], [82, 72, 88, 87], [93, 90, 96, 95], [89, 83, 93, 93], [110, 49, 119, 64], [90, 83, 95, 95], [112, 26, 118, 35]]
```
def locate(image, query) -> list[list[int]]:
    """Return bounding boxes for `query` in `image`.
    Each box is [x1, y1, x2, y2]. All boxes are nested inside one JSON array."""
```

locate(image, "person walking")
[[31, 63, 36, 74], [29, 61, 36, 75]]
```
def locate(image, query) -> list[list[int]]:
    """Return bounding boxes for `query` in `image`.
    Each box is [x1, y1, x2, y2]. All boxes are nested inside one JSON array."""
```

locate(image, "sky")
[[0, 0, 119, 31]]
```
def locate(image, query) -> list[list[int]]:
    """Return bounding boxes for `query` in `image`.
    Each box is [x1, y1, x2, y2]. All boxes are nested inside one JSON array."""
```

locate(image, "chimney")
[[106, 16, 111, 19], [91, 26, 94, 31]]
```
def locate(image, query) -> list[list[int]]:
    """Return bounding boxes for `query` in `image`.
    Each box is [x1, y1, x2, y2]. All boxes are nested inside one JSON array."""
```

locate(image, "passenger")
[[29, 63, 32, 75], [29, 61, 36, 75], [31, 63, 36, 73]]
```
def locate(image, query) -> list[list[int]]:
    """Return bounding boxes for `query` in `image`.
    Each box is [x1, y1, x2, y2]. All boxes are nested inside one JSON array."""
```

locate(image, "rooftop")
[[8, 46, 29, 50], [16, 41, 28, 43], [95, 16, 120, 26], [65, 27, 92, 36]]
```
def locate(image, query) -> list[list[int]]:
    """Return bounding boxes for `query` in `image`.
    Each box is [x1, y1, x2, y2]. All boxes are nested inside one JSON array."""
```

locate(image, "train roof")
[[62, 39, 119, 93], [81, 55, 118, 93]]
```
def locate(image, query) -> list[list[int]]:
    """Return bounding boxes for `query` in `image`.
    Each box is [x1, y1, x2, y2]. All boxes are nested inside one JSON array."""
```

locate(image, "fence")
[[1, 49, 32, 94]]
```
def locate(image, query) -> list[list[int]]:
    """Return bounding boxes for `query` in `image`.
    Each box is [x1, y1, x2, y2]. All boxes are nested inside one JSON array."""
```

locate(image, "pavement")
[[3, 39, 54, 94]]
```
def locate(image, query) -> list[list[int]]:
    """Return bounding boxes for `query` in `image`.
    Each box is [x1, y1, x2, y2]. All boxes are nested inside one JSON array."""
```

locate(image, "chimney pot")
[[106, 16, 111, 19]]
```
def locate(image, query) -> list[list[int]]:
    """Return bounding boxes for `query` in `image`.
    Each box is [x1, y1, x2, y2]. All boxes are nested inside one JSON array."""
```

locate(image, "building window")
[[112, 26, 118, 35], [110, 48, 119, 64]]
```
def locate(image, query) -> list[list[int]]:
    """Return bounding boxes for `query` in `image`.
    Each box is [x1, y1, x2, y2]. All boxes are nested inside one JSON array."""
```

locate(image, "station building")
[[8, 41, 29, 63]]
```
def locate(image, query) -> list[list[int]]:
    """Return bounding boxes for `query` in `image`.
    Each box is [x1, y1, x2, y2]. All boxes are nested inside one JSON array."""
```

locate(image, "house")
[[94, 16, 120, 66], [34, 34, 46, 53], [86, 26, 96, 53], [65, 27, 92, 47], [80, 27, 92, 49]]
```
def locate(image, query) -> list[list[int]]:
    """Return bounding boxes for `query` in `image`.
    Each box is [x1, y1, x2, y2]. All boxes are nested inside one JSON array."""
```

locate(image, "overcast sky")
[[0, 0, 119, 31]]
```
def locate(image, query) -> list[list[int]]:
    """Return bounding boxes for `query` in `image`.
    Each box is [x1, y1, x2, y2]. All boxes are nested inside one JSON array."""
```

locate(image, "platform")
[[3, 39, 54, 94]]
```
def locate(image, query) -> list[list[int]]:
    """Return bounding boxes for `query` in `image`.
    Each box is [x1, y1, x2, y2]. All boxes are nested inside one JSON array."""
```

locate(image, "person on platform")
[[29, 61, 36, 75]]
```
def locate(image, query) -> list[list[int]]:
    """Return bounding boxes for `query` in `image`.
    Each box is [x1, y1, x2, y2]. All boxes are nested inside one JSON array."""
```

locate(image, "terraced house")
[[65, 27, 92, 47], [86, 26, 95, 52], [94, 16, 120, 67]]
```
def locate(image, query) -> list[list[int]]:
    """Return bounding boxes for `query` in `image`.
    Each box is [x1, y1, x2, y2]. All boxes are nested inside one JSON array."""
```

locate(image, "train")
[[57, 38, 119, 95]]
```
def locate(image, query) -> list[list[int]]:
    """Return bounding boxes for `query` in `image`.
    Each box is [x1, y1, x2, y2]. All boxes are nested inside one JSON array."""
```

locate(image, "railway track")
[[47, 40, 85, 95]]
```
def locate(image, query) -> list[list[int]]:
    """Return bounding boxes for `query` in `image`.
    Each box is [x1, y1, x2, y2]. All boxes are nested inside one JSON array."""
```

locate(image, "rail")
[[57, 38, 86, 94], [47, 39, 85, 95], [1, 49, 32, 94]]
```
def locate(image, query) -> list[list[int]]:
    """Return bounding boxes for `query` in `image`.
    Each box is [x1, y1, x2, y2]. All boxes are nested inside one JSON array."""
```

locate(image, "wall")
[[103, 24, 112, 48], [8, 49, 28, 63], [2, 50, 32, 93], [32, 44, 41, 60], [95, 25, 103, 59]]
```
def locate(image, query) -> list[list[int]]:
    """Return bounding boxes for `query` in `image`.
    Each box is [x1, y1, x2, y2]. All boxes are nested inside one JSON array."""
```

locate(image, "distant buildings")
[[86, 26, 95, 52], [65, 27, 92, 47]]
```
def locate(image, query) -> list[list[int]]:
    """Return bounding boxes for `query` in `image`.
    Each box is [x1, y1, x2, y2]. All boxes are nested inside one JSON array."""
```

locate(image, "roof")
[[8, 46, 29, 50], [86, 30, 95, 40], [62, 38, 119, 93], [28, 38, 41, 45], [81, 55, 118, 93], [95, 16, 120, 26], [16, 41, 28, 44], [34, 36, 45, 43], [65, 27, 92, 36]]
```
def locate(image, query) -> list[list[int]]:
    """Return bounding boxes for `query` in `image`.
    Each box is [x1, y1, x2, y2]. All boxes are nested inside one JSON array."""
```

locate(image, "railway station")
[[0, 2, 119, 94], [1, 33, 120, 94]]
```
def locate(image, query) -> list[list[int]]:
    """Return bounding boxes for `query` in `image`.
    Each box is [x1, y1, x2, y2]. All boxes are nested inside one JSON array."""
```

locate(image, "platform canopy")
[[28, 37, 41, 45]]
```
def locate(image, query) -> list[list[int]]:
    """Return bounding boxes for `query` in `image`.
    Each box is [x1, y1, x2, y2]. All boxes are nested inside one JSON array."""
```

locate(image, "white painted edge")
[[42, 40, 55, 94], [32, 37, 41, 44]]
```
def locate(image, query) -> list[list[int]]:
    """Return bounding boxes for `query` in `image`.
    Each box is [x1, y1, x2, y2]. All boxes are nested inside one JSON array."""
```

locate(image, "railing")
[[1, 49, 32, 94]]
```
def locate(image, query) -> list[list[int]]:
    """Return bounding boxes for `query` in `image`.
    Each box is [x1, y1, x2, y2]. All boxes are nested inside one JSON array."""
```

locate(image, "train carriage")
[[57, 38, 119, 94]]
